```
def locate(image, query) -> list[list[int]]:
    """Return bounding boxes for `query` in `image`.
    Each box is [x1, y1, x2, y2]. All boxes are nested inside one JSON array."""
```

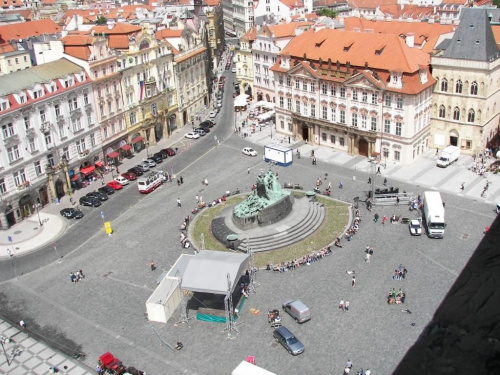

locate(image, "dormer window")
[[388, 71, 402, 89], [33, 89, 43, 99], [0, 99, 8, 111], [419, 67, 428, 84]]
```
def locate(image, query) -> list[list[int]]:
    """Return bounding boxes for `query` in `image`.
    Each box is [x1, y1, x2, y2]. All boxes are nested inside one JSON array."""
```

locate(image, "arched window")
[[467, 109, 475, 123], [439, 105, 446, 118], [470, 81, 478, 95], [441, 78, 448, 92], [453, 107, 460, 120], [455, 80, 462, 94]]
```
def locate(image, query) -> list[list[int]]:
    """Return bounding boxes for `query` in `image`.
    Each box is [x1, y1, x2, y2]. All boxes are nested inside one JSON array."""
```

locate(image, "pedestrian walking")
[[377, 166, 381, 174], [367, 177, 371, 184], [312, 157, 317, 166], [196, 195, 199, 203], [177, 198, 181, 207], [351, 275, 356, 287], [345, 301, 350, 311], [248, 167, 250, 174], [396, 196, 400, 206], [460, 182, 465, 191], [365, 253, 371, 263], [374, 213, 379, 223], [382, 215, 387, 225], [339, 299, 344, 311], [328, 181, 331, 190], [383, 177, 388, 186], [79, 269, 84, 278], [116, 166, 119, 174], [435, 147, 439, 155], [101, 176, 105, 186], [70, 197, 74, 205], [150, 260, 156, 271], [346, 360, 353, 369], [180, 176, 184, 184]]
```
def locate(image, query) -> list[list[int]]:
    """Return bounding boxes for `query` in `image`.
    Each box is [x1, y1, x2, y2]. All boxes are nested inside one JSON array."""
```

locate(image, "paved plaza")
[[0, 68, 498, 374]]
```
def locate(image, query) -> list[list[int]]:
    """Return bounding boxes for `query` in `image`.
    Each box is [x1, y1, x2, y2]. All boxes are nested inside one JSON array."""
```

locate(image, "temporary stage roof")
[[181, 251, 250, 295]]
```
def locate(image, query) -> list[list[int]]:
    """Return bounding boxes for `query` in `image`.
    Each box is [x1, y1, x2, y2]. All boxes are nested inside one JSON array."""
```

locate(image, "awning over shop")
[[234, 94, 249, 107], [80, 166, 95, 175], [132, 136, 144, 144], [95, 161, 104, 167], [121, 144, 132, 151], [107, 151, 119, 159], [70, 174, 81, 182]]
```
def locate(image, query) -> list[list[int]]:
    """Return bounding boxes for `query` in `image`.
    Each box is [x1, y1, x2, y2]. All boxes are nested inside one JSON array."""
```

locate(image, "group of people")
[[392, 264, 408, 280], [69, 270, 84, 283], [180, 215, 190, 231], [343, 360, 371, 375], [338, 299, 350, 312], [179, 232, 190, 248], [387, 288, 406, 305], [270, 247, 331, 273], [470, 160, 487, 176], [345, 209, 362, 241]]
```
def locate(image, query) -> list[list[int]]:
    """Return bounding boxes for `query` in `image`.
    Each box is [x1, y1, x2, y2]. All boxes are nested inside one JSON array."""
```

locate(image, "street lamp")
[[145, 141, 150, 158], [33, 203, 42, 227]]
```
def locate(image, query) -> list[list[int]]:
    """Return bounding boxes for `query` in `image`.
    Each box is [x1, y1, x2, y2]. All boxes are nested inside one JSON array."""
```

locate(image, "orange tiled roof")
[[61, 33, 93, 46], [343, 18, 454, 46], [281, 28, 429, 73], [280, 0, 305, 9], [156, 29, 183, 39], [204, 0, 220, 5], [347, 0, 396, 8], [0, 19, 61, 44], [92, 23, 142, 35], [1, 0, 23, 8], [241, 26, 258, 42], [64, 46, 92, 60], [107, 34, 131, 49], [267, 21, 313, 38], [0, 44, 16, 53], [120, 4, 154, 12], [175, 46, 207, 63], [492, 25, 500, 49], [378, 4, 437, 18]]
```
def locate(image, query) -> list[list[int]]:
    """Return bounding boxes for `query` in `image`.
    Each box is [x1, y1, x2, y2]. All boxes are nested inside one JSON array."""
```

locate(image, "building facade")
[[429, 8, 500, 155], [0, 58, 100, 229], [271, 28, 435, 165], [235, 27, 257, 98]]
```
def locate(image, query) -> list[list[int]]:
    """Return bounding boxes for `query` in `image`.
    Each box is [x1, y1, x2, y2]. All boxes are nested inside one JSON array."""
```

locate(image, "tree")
[[316, 7, 338, 18], [95, 16, 107, 25]]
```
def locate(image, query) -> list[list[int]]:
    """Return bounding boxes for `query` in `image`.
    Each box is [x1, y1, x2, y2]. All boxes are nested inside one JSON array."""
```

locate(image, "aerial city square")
[[0, 0, 499, 374]]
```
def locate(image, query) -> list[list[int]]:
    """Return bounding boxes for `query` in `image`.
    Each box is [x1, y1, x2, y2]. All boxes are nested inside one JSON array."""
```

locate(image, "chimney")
[[406, 32, 414, 48]]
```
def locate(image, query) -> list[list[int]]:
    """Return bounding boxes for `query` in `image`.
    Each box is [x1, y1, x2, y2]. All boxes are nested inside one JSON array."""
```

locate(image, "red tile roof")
[[267, 21, 313, 38], [92, 23, 142, 35], [280, 0, 305, 9], [0, 0, 23, 9], [347, 0, 396, 8], [0, 19, 61, 45], [155, 29, 183, 39], [343, 18, 454, 46], [204, 0, 221, 5]]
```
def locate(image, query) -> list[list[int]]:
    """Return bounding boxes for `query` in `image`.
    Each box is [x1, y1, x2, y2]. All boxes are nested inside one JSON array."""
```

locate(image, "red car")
[[106, 181, 124, 190], [164, 148, 176, 156], [121, 172, 137, 181]]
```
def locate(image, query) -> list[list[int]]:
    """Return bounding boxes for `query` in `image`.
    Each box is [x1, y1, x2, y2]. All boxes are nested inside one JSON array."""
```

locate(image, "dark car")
[[163, 148, 176, 156], [128, 167, 143, 176], [121, 172, 137, 181], [273, 326, 305, 355], [154, 150, 168, 159], [87, 191, 108, 201], [203, 120, 216, 127], [60, 208, 84, 219], [79, 196, 101, 207], [196, 126, 210, 133], [98, 186, 115, 195], [149, 155, 163, 164]]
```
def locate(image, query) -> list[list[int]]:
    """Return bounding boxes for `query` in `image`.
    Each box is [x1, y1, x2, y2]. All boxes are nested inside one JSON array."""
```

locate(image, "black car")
[[154, 150, 168, 159], [200, 124, 211, 133], [87, 191, 108, 201], [98, 186, 115, 195], [201, 120, 215, 128], [149, 155, 163, 163], [79, 196, 101, 207], [128, 167, 143, 176], [60, 208, 84, 219]]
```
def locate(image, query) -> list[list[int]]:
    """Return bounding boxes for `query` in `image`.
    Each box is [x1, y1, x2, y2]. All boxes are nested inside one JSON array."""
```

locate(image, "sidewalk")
[[0, 125, 194, 260], [0, 317, 93, 375]]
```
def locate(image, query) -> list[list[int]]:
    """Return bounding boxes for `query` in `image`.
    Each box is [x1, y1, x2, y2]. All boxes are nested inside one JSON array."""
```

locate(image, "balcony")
[[17, 181, 30, 191], [79, 149, 90, 157], [56, 116, 66, 125]]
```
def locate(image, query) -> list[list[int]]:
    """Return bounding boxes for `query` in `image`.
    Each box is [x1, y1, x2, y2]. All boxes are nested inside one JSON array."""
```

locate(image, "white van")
[[282, 300, 311, 323]]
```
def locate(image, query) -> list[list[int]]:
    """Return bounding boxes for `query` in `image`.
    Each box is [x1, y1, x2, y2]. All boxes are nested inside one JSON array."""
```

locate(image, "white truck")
[[423, 191, 446, 238], [264, 144, 293, 167], [437, 145, 460, 167]]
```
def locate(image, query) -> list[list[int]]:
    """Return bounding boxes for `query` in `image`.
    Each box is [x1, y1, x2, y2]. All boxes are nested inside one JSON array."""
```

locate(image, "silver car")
[[273, 326, 304, 355]]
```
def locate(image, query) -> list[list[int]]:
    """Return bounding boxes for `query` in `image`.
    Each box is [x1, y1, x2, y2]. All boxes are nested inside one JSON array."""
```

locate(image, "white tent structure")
[[251, 101, 275, 110], [145, 254, 194, 323], [234, 94, 249, 108], [257, 111, 275, 122], [181, 251, 250, 294], [232, 361, 277, 375]]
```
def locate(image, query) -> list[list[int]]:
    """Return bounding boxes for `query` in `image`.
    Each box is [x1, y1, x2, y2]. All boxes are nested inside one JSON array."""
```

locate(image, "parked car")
[[121, 172, 137, 181], [144, 159, 157, 167], [149, 155, 163, 164], [139, 161, 153, 170], [200, 124, 211, 133], [273, 326, 304, 355], [106, 181, 124, 190], [194, 129, 206, 137], [98, 186, 115, 195], [409, 219, 423, 236], [209, 111, 217, 118], [154, 150, 168, 159], [87, 191, 108, 201], [185, 132, 200, 139], [282, 300, 311, 323], [200, 120, 215, 128], [231, 67, 236, 73], [128, 167, 143, 176], [217, 100, 223, 107], [164, 148, 176, 156], [79, 196, 101, 207], [136, 164, 149, 172], [114, 176, 129, 186], [242, 147, 258, 157], [60, 208, 84, 219]]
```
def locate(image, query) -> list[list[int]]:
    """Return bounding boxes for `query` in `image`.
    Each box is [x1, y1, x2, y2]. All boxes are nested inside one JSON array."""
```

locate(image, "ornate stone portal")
[[232, 170, 293, 230]]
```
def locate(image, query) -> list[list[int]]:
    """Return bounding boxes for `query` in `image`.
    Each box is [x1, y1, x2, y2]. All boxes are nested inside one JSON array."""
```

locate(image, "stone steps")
[[237, 201, 325, 252]]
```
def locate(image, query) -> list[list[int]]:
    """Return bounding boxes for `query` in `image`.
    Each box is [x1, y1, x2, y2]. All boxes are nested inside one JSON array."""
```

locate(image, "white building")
[[0, 58, 100, 229]]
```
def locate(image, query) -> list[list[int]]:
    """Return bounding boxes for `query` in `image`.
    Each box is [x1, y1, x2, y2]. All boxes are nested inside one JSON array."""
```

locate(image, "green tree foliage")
[[95, 16, 107, 25], [316, 7, 338, 18]]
